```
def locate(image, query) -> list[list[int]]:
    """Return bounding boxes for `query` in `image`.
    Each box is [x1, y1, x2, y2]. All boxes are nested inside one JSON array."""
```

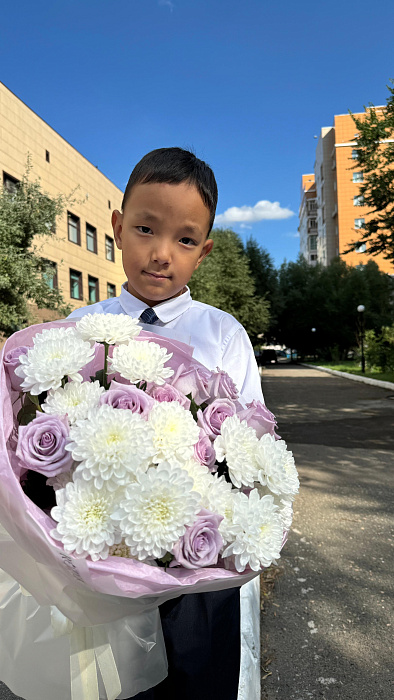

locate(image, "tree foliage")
[[272, 257, 394, 359], [189, 228, 270, 342], [349, 80, 394, 262], [0, 164, 71, 338]]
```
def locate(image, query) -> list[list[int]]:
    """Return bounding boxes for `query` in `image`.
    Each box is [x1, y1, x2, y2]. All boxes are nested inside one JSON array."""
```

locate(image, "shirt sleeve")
[[222, 327, 265, 405]]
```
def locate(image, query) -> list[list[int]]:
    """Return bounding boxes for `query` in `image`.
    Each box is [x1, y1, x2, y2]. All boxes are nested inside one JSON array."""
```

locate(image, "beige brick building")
[[0, 81, 126, 322], [300, 110, 393, 275]]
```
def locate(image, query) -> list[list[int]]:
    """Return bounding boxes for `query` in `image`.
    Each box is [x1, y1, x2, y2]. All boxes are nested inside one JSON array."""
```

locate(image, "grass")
[[307, 360, 394, 384]]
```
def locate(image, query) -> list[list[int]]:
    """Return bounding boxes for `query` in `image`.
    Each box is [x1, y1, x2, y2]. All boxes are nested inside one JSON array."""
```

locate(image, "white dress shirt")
[[68, 284, 264, 404]]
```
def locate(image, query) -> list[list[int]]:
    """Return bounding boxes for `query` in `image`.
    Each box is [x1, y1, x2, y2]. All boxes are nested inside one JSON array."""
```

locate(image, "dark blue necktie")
[[139, 307, 159, 325]]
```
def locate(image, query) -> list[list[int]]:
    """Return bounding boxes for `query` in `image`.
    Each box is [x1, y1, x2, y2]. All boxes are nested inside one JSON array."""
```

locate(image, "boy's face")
[[112, 182, 213, 306]]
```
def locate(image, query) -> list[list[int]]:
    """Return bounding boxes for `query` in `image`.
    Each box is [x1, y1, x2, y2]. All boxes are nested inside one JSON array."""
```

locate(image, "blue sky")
[[1, 0, 393, 266]]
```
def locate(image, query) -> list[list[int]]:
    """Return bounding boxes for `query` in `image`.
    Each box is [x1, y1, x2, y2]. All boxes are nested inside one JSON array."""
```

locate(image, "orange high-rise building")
[[300, 110, 393, 275]]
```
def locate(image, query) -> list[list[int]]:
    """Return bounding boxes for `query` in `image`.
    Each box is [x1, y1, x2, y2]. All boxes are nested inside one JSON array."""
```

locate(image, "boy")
[[68, 147, 264, 699]]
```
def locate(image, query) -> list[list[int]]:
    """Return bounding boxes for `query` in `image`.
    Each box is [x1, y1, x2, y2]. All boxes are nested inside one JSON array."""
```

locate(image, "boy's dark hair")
[[122, 147, 218, 234]]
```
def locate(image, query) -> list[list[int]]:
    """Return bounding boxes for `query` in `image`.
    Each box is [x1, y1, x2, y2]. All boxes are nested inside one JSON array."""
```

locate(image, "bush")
[[365, 326, 394, 372]]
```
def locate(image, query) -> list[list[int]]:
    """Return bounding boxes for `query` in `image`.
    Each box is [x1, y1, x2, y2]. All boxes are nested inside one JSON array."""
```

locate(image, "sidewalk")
[[260, 365, 394, 700]]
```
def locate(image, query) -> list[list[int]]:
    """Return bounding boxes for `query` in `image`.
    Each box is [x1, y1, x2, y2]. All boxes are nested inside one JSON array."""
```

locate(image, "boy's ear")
[[112, 210, 123, 249], [195, 238, 214, 270]]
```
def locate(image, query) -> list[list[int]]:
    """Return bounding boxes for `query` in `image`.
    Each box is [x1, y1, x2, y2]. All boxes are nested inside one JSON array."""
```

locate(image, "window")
[[322, 206, 325, 224], [353, 195, 364, 206], [351, 149, 359, 160], [68, 212, 81, 245], [105, 235, 115, 262], [3, 172, 19, 193], [43, 260, 58, 289], [107, 283, 116, 298], [308, 218, 317, 231], [353, 172, 363, 183], [108, 200, 111, 209], [320, 164, 324, 182], [70, 269, 83, 299], [46, 150, 50, 163], [310, 254, 318, 261], [88, 276, 99, 303], [309, 236, 317, 251], [86, 223, 97, 253], [355, 243, 366, 253], [354, 218, 365, 229]]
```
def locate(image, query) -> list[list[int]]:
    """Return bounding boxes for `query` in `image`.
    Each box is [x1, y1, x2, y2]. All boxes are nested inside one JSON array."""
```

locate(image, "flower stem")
[[104, 342, 109, 390]]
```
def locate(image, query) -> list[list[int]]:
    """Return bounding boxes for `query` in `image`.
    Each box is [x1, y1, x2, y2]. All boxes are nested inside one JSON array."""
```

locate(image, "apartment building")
[[299, 174, 318, 265], [0, 81, 126, 322], [300, 110, 393, 275]]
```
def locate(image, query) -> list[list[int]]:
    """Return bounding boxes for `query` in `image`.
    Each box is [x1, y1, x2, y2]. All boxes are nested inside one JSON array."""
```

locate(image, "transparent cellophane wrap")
[[0, 321, 259, 700]]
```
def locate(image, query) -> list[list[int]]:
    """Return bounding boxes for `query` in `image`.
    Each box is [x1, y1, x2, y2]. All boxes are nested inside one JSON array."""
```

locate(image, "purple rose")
[[237, 400, 278, 438], [194, 429, 217, 470], [206, 368, 239, 402], [171, 509, 224, 569], [149, 382, 191, 410], [170, 363, 213, 405], [16, 413, 72, 477], [197, 399, 237, 440], [4, 346, 30, 392], [99, 380, 154, 418]]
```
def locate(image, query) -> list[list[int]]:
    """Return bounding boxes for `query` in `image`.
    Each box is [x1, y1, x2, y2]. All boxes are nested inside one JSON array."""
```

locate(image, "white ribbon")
[[30, 593, 123, 700], [70, 624, 121, 700]]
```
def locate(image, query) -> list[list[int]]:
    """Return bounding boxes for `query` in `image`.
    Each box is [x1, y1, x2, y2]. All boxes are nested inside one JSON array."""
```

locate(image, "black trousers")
[[131, 588, 241, 700]]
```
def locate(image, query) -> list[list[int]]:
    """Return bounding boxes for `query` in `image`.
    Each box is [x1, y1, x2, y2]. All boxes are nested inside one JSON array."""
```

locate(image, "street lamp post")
[[357, 305, 365, 374], [311, 328, 316, 361]]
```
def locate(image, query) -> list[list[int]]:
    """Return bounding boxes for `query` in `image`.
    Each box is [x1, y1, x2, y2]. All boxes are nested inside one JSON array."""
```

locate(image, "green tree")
[[243, 237, 278, 300], [349, 80, 394, 262], [189, 228, 270, 342], [0, 164, 71, 338], [273, 257, 394, 360], [243, 237, 279, 342]]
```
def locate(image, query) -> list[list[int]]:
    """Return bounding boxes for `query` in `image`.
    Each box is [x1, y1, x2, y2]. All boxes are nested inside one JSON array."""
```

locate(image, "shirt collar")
[[119, 283, 192, 322]]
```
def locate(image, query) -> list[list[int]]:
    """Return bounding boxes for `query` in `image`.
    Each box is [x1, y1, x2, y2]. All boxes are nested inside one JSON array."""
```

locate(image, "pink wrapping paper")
[[0, 320, 259, 628]]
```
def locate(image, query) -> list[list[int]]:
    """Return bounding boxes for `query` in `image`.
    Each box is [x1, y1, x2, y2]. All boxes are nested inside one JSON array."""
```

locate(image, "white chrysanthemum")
[[180, 458, 212, 500], [222, 489, 284, 572], [76, 313, 141, 345], [278, 498, 293, 531], [111, 462, 201, 560], [149, 402, 200, 465], [256, 485, 294, 531], [214, 415, 259, 488], [202, 475, 237, 546], [109, 340, 174, 385], [255, 434, 299, 500], [67, 404, 156, 490], [50, 480, 122, 561], [42, 381, 105, 424], [14, 327, 95, 395]]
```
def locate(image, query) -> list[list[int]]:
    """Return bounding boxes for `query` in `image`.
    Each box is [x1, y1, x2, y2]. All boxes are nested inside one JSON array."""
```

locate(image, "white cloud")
[[214, 199, 294, 226], [240, 223, 252, 230], [159, 0, 174, 10], [283, 231, 300, 238]]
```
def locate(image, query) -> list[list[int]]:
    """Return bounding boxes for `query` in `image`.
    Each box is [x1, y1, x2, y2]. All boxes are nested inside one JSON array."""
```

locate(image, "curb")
[[301, 363, 394, 391]]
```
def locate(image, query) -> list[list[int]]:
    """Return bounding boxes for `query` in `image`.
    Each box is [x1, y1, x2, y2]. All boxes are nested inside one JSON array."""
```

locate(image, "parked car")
[[255, 349, 278, 366]]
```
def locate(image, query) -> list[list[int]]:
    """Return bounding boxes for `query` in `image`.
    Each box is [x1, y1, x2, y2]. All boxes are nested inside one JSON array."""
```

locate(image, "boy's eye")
[[137, 226, 152, 234], [179, 236, 197, 246]]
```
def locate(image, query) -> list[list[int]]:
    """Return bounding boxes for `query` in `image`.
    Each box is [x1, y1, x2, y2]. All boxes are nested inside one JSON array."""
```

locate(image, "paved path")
[[260, 365, 394, 700]]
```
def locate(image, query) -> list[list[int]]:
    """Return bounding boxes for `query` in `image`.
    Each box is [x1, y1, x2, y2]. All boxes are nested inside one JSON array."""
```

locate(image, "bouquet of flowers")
[[0, 313, 299, 699]]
